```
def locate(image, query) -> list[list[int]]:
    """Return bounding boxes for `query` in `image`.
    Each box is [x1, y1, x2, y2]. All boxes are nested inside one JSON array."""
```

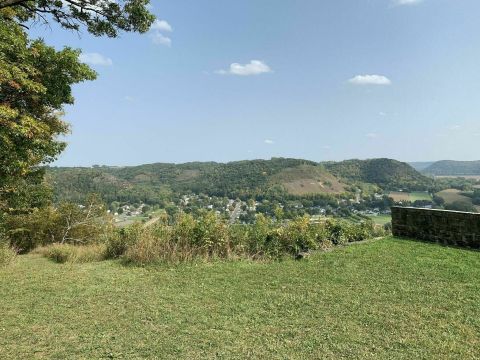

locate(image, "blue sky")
[[30, 0, 480, 166]]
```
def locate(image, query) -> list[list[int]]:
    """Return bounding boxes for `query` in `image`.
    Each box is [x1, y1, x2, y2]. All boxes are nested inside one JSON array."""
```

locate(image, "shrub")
[[36, 243, 106, 264], [104, 223, 143, 259], [5, 195, 114, 253], [0, 242, 17, 267]]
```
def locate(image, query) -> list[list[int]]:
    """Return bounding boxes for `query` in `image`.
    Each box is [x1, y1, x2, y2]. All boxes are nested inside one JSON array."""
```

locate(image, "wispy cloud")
[[264, 139, 275, 144], [216, 60, 272, 76], [322, 145, 331, 150], [349, 74, 391, 86], [394, 0, 423, 6], [149, 19, 173, 46], [151, 19, 173, 32], [79, 52, 112, 66], [150, 32, 172, 46], [379, 111, 387, 116], [366, 133, 379, 139], [448, 124, 461, 131]]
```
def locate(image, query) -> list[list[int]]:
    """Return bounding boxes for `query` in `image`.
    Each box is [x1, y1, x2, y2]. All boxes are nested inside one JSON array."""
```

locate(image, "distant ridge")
[[409, 162, 435, 172], [47, 158, 431, 203], [422, 160, 480, 176]]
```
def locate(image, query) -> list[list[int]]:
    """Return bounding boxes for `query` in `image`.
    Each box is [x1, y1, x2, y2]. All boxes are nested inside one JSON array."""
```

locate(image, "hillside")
[[409, 162, 435, 171], [423, 160, 480, 176], [47, 158, 327, 203], [46, 158, 431, 204], [324, 158, 433, 191], [270, 164, 346, 196]]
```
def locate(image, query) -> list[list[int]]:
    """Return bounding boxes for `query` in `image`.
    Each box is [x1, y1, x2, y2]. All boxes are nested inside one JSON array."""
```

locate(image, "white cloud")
[[448, 124, 461, 131], [366, 133, 379, 139], [322, 145, 331, 150], [264, 139, 275, 144], [150, 32, 172, 46], [379, 111, 387, 116], [394, 0, 423, 6], [151, 19, 173, 32], [216, 60, 272, 76], [124, 95, 135, 102], [79, 52, 112, 66], [149, 19, 173, 46], [348, 74, 391, 85]]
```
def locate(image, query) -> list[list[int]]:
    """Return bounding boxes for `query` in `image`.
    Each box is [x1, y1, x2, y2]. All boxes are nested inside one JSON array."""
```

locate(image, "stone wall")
[[391, 206, 480, 248]]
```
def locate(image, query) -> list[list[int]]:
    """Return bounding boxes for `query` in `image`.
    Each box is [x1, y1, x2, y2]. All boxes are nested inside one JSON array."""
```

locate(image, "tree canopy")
[[0, 13, 96, 212], [0, 0, 154, 37]]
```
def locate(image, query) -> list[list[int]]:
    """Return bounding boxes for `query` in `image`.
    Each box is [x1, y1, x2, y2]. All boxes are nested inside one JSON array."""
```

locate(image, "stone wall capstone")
[[391, 206, 480, 248]]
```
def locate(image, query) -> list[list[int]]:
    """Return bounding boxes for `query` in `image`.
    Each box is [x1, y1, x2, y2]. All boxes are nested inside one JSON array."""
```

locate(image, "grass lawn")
[[368, 214, 391, 225], [1, 238, 479, 359]]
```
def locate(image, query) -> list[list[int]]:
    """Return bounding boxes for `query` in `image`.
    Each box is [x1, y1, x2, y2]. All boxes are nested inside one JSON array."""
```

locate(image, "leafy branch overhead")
[[0, 0, 155, 37]]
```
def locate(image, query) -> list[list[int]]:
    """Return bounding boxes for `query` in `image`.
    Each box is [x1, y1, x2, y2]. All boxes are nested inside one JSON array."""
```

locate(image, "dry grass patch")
[[35, 243, 106, 264]]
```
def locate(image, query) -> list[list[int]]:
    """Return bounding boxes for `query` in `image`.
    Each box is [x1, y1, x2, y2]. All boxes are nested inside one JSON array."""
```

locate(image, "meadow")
[[388, 191, 432, 202], [368, 214, 392, 226], [1, 237, 479, 359]]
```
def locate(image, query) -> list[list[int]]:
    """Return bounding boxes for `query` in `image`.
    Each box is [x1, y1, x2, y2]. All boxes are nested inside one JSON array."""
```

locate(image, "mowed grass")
[[1, 238, 479, 359]]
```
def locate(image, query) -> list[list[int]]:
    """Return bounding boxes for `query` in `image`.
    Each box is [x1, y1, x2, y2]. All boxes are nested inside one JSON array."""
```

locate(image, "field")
[[388, 191, 432, 202], [436, 189, 474, 206], [368, 214, 392, 225], [436, 175, 480, 181], [1, 238, 479, 359]]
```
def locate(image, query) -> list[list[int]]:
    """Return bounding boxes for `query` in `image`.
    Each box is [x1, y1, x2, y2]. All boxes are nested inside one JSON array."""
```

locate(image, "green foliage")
[[1, 0, 155, 38], [4, 195, 111, 253], [325, 158, 433, 192], [117, 213, 384, 264], [423, 160, 480, 176], [0, 241, 16, 267], [0, 14, 96, 213], [445, 201, 477, 213]]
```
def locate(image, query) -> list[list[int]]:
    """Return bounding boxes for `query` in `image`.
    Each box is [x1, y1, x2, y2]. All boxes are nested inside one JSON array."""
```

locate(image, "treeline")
[[46, 157, 433, 206], [423, 160, 480, 176]]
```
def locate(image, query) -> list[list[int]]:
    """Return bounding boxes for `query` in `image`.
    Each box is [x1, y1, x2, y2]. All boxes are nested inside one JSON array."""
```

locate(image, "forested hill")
[[46, 158, 431, 204], [324, 158, 433, 191], [422, 160, 480, 176]]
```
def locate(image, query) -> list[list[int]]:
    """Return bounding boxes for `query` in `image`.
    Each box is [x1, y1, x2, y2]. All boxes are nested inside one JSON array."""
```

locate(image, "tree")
[[0, 15, 96, 213], [0, 0, 154, 37]]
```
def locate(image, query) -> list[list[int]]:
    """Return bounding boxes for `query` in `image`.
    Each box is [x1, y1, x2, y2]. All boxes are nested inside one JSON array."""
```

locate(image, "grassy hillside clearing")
[[436, 189, 475, 206], [388, 191, 432, 202], [367, 214, 392, 226], [1, 238, 479, 359], [271, 165, 345, 195]]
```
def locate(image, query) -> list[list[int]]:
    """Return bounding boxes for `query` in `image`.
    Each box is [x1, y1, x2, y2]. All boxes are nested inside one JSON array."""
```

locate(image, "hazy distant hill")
[[423, 160, 480, 176], [324, 158, 433, 191], [409, 162, 435, 171], [46, 158, 431, 204]]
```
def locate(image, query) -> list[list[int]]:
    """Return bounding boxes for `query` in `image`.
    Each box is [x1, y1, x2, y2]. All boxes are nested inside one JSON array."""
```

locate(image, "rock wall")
[[391, 206, 480, 248]]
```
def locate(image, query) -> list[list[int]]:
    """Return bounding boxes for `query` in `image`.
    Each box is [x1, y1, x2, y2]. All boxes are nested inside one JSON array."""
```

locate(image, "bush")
[[5, 195, 114, 253], [104, 223, 144, 259], [121, 213, 383, 265], [0, 242, 16, 267], [36, 243, 106, 264]]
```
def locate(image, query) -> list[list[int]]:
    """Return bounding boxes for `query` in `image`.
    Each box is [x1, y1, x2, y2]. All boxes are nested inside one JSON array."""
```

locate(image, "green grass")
[[1, 238, 479, 359], [368, 214, 391, 225], [408, 191, 432, 202]]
